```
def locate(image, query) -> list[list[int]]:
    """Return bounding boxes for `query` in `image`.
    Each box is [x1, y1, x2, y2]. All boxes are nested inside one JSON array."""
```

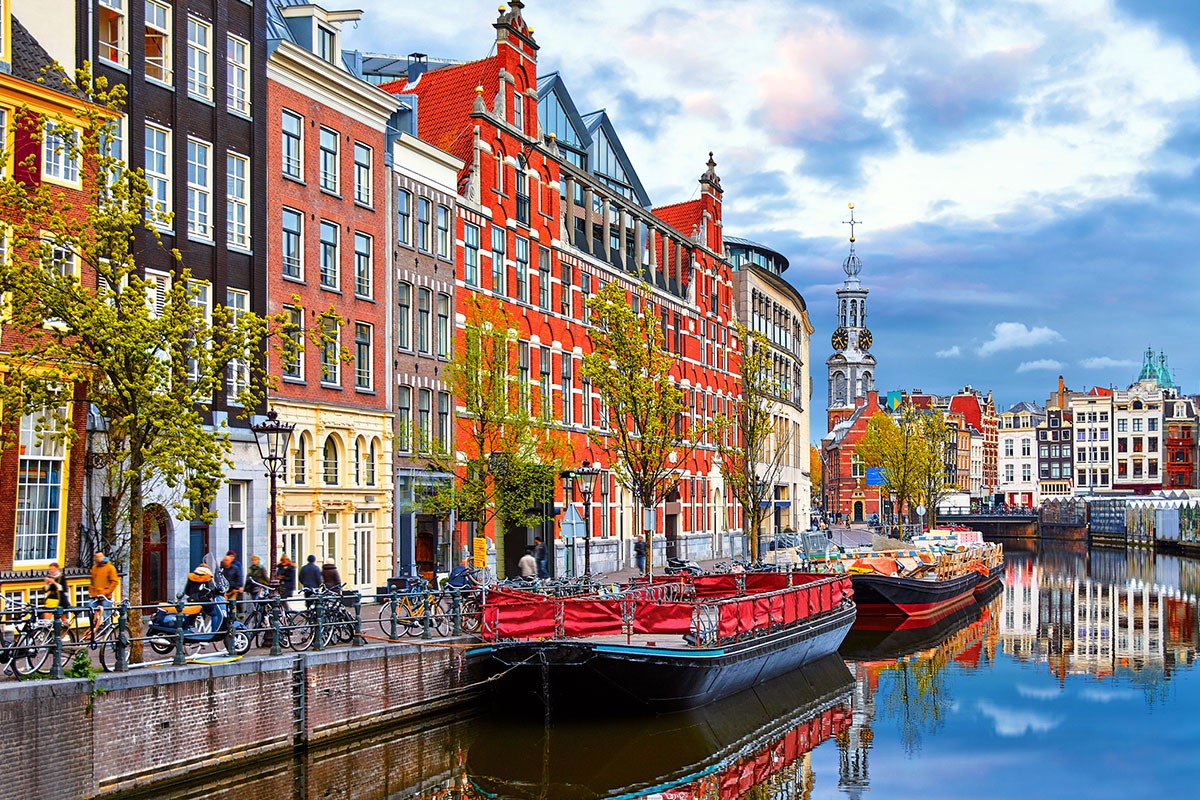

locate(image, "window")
[[417, 389, 432, 453], [15, 406, 67, 562], [396, 189, 411, 245], [366, 441, 377, 487], [354, 323, 372, 390], [186, 281, 211, 383], [319, 220, 339, 289], [417, 288, 431, 354], [353, 143, 372, 205], [580, 272, 592, 323], [1133, 418, 1143, 432], [186, 138, 212, 239], [145, 269, 170, 318], [437, 293, 451, 359], [397, 282, 412, 350], [353, 233, 372, 298], [1004, 440, 1014, 457], [321, 512, 338, 563], [293, 433, 309, 484], [352, 514, 373, 586], [436, 205, 451, 258], [319, 128, 339, 193], [397, 386, 412, 452], [227, 482, 246, 556], [1117, 418, 1128, 432], [320, 317, 340, 384], [225, 34, 251, 115], [282, 208, 303, 280], [1022, 464, 1032, 481], [518, 341, 530, 411], [464, 223, 480, 286], [559, 260, 572, 315], [282, 305, 304, 380], [282, 111, 303, 179], [851, 453, 865, 479], [1149, 418, 1159, 432], [98, 0, 128, 66], [437, 391, 451, 453], [316, 24, 337, 63], [226, 289, 250, 401], [582, 378, 592, 427], [323, 437, 339, 485], [561, 354, 573, 425], [187, 16, 212, 100], [538, 246, 551, 309], [227, 152, 250, 249], [145, 0, 172, 83], [417, 197, 431, 252], [512, 91, 524, 132], [43, 122, 80, 184], [515, 237, 529, 302], [491, 226, 506, 294], [539, 347, 552, 419], [515, 159, 529, 224], [1004, 464, 1014, 482]]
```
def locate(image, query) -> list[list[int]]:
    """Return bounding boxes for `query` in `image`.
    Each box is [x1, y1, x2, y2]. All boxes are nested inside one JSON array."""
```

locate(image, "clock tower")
[[827, 204, 877, 431]]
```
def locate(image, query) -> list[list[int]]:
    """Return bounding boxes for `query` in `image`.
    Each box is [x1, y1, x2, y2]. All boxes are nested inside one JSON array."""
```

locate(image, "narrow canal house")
[[264, 0, 398, 592], [0, 13, 99, 604], [373, 1, 749, 577]]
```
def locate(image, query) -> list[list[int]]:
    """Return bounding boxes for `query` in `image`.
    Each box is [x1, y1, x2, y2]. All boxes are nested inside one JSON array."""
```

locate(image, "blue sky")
[[346, 1, 1200, 434]]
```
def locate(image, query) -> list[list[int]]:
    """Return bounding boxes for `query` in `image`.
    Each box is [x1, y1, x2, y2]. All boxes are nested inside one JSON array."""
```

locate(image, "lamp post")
[[563, 460, 601, 576], [251, 409, 295, 566]]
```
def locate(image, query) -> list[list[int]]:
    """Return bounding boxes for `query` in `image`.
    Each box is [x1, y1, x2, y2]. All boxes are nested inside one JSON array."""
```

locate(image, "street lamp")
[[251, 409, 295, 566], [563, 460, 601, 576]]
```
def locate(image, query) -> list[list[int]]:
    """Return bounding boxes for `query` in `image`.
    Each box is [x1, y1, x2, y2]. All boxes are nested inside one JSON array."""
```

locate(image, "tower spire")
[[1138, 346, 1157, 382], [842, 202, 863, 278]]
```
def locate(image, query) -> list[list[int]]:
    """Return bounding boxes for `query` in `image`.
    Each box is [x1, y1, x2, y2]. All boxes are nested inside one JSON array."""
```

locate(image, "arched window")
[[293, 432, 309, 485], [354, 438, 363, 486], [323, 436, 339, 486], [850, 300, 858, 327], [367, 440, 377, 487], [515, 157, 529, 224], [861, 371, 873, 395], [833, 372, 847, 405]]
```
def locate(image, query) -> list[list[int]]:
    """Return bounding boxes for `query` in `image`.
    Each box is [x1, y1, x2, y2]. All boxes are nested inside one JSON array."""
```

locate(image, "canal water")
[[131, 541, 1200, 800]]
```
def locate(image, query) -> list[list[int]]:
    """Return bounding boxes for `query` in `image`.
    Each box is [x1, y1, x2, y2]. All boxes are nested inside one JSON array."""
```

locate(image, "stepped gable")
[[380, 56, 499, 164]]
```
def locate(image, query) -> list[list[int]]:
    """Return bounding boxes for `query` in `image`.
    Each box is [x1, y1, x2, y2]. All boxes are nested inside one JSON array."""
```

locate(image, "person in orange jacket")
[[89, 552, 120, 624]]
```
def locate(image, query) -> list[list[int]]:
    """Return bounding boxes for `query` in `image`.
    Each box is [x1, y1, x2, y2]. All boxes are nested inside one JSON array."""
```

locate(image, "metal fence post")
[[224, 598, 237, 657], [314, 596, 326, 651], [116, 601, 130, 672], [173, 595, 187, 666], [49, 606, 65, 679], [451, 591, 462, 637], [269, 597, 283, 656], [352, 594, 365, 647], [388, 589, 399, 640], [421, 596, 432, 640]]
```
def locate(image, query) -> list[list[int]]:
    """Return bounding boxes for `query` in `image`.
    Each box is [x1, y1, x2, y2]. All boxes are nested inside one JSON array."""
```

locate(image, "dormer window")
[[316, 25, 337, 64]]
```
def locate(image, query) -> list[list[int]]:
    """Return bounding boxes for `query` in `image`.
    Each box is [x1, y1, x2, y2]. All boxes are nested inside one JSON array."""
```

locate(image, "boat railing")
[[695, 575, 853, 646]]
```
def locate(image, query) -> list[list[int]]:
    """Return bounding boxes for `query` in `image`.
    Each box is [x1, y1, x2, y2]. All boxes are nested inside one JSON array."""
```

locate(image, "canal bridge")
[[935, 509, 1040, 539]]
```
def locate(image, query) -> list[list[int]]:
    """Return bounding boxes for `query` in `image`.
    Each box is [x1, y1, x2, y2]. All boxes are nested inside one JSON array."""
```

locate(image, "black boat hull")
[[476, 603, 856, 714], [852, 570, 981, 618]]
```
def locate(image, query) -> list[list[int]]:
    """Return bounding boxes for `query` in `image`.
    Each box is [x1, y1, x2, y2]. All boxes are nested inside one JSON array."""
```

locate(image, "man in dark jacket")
[[221, 550, 244, 613], [299, 555, 322, 591]]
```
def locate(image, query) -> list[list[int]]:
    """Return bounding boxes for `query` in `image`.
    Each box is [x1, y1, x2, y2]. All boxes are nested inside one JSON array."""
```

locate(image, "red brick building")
[[821, 391, 886, 524], [380, 1, 743, 576], [265, 5, 398, 590]]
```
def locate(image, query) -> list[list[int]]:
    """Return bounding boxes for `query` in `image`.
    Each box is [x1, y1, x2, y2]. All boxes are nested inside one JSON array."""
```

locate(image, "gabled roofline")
[[581, 109, 652, 207], [536, 71, 593, 153]]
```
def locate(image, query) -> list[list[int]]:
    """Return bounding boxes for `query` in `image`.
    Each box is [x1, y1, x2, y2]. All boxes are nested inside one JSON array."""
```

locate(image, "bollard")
[[388, 589, 399, 641], [49, 605, 65, 680], [173, 595, 187, 666], [352, 594, 365, 647], [116, 601, 130, 672], [451, 591, 462, 637], [422, 596, 432, 640], [314, 596, 326, 651], [269, 597, 283, 656]]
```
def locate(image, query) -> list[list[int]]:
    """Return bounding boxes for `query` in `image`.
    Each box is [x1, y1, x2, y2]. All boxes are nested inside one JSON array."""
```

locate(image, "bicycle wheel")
[[286, 611, 313, 651], [96, 626, 119, 672], [11, 627, 53, 676], [431, 595, 452, 636], [376, 599, 401, 638], [459, 596, 482, 634]]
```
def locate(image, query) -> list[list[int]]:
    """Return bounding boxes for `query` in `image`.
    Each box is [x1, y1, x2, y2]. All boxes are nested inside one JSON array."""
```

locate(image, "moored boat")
[[847, 543, 1003, 618], [471, 571, 856, 714]]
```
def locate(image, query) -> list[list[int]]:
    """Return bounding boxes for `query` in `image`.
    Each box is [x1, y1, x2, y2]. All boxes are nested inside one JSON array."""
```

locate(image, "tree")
[[809, 444, 823, 513], [426, 294, 566, 576], [581, 282, 710, 573], [856, 402, 926, 533], [915, 411, 956, 530], [718, 327, 787, 561], [0, 70, 285, 659]]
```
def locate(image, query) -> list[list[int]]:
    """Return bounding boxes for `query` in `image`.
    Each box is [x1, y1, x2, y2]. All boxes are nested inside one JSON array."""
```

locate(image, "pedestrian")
[[321, 559, 342, 590], [88, 551, 119, 624], [246, 555, 270, 599], [517, 547, 537, 578], [276, 554, 297, 598], [633, 534, 646, 574], [299, 555, 322, 592], [220, 550, 244, 614], [42, 562, 66, 624], [532, 536, 548, 578]]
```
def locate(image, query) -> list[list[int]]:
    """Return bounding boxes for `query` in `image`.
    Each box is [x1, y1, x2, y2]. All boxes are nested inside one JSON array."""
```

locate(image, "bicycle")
[[293, 585, 359, 649], [239, 579, 312, 650], [0, 601, 57, 677], [375, 579, 450, 638]]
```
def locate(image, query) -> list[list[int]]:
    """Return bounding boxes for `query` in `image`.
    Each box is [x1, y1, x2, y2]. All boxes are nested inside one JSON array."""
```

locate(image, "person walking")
[[88, 551, 119, 624], [321, 559, 342, 590], [246, 555, 270, 599], [633, 534, 646, 574], [220, 551, 244, 614], [42, 562, 66, 624], [532, 536, 548, 578], [517, 547, 537, 579], [299, 555, 322, 592], [276, 554, 297, 598]]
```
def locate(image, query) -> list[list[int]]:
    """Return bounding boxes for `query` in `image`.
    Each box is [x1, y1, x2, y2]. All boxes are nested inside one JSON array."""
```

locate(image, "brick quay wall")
[[0, 639, 485, 799]]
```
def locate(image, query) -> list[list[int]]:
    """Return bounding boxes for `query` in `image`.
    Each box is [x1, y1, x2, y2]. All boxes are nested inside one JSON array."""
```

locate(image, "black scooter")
[[146, 592, 251, 657], [665, 557, 703, 576]]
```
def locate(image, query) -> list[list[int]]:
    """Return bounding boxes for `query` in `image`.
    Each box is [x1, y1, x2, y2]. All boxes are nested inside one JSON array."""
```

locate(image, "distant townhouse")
[[1070, 388, 1114, 496], [1164, 395, 1198, 490], [997, 402, 1045, 508]]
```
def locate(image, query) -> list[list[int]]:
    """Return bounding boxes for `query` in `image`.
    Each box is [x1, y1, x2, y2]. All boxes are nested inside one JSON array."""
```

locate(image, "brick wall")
[[0, 640, 485, 798]]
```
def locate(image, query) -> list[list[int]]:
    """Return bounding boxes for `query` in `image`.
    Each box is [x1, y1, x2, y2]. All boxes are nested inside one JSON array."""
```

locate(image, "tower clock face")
[[859, 328, 873, 351], [831, 327, 849, 350]]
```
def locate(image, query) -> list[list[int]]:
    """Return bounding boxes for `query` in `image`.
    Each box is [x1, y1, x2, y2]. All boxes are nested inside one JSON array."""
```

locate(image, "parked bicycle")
[[376, 578, 451, 638]]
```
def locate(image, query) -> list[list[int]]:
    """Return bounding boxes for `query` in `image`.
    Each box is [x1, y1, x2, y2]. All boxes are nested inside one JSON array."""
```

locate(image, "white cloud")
[[1080, 356, 1137, 370], [1017, 359, 1064, 373], [978, 322, 1064, 356], [936, 345, 962, 358], [1080, 687, 1138, 704], [977, 701, 1063, 737], [1016, 684, 1062, 700]]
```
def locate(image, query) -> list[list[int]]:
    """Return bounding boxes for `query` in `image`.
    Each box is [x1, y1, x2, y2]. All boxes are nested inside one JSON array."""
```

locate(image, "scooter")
[[146, 592, 251, 656], [665, 557, 703, 576]]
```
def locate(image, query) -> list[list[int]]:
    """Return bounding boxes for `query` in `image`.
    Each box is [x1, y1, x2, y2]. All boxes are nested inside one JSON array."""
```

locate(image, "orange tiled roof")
[[651, 199, 703, 236], [948, 394, 983, 430], [1089, 386, 1113, 397], [381, 56, 500, 165]]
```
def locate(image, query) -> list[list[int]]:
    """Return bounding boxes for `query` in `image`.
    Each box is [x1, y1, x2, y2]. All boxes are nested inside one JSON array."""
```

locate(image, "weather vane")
[[843, 202, 861, 243]]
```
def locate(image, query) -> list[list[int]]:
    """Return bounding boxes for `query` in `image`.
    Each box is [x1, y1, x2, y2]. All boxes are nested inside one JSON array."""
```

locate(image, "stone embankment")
[[0, 639, 485, 798]]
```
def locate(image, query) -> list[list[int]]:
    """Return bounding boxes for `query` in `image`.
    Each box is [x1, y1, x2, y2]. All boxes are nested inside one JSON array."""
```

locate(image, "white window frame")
[[319, 127, 339, 194], [186, 138, 212, 240], [397, 282, 412, 351], [98, 0, 128, 67], [226, 289, 250, 402], [281, 207, 303, 280], [353, 142, 372, 205], [281, 110, 303, 179], [186, 16, 213, 101], [144, 124, 171, 225], [352, 514, 373, 586], [396, 188, 411, 245], [226, 35, 251, 116], [353, 232, 372, 298], [144, 0, 172, 84], [186, 280, 212, 383], [282, 305, 304, 380], [354, 322, 373, 390], [145, 268, 171, 318], [319, 220, 339, 289], [397, 386, 412, 452], [228, 481, 246, 550], [320, 317, 340, 385], [42, 122, 81, 185], [226, 151, 250, 250], [14, 405, 69, 564], [436, 204, 451, 258]]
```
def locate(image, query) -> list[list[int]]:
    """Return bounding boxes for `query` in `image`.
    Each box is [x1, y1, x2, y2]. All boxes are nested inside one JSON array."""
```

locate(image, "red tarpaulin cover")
[[633, 602, 693, 634]]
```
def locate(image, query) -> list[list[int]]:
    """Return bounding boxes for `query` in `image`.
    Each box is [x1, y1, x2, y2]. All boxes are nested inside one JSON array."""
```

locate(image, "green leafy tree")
[[581, 283, 711, 574], [856, 402, 926, 533], [0, 69, 289, 659], [916, 411, 955, 530], [809, 444, 823, 512], [426, 295, 567, 576], [719, 327, 787, 560]]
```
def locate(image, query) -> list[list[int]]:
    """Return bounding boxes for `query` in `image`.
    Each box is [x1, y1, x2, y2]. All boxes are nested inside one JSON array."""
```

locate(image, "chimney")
[[407, 52, 428, 80], [1057, 375, 1065, 408]]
